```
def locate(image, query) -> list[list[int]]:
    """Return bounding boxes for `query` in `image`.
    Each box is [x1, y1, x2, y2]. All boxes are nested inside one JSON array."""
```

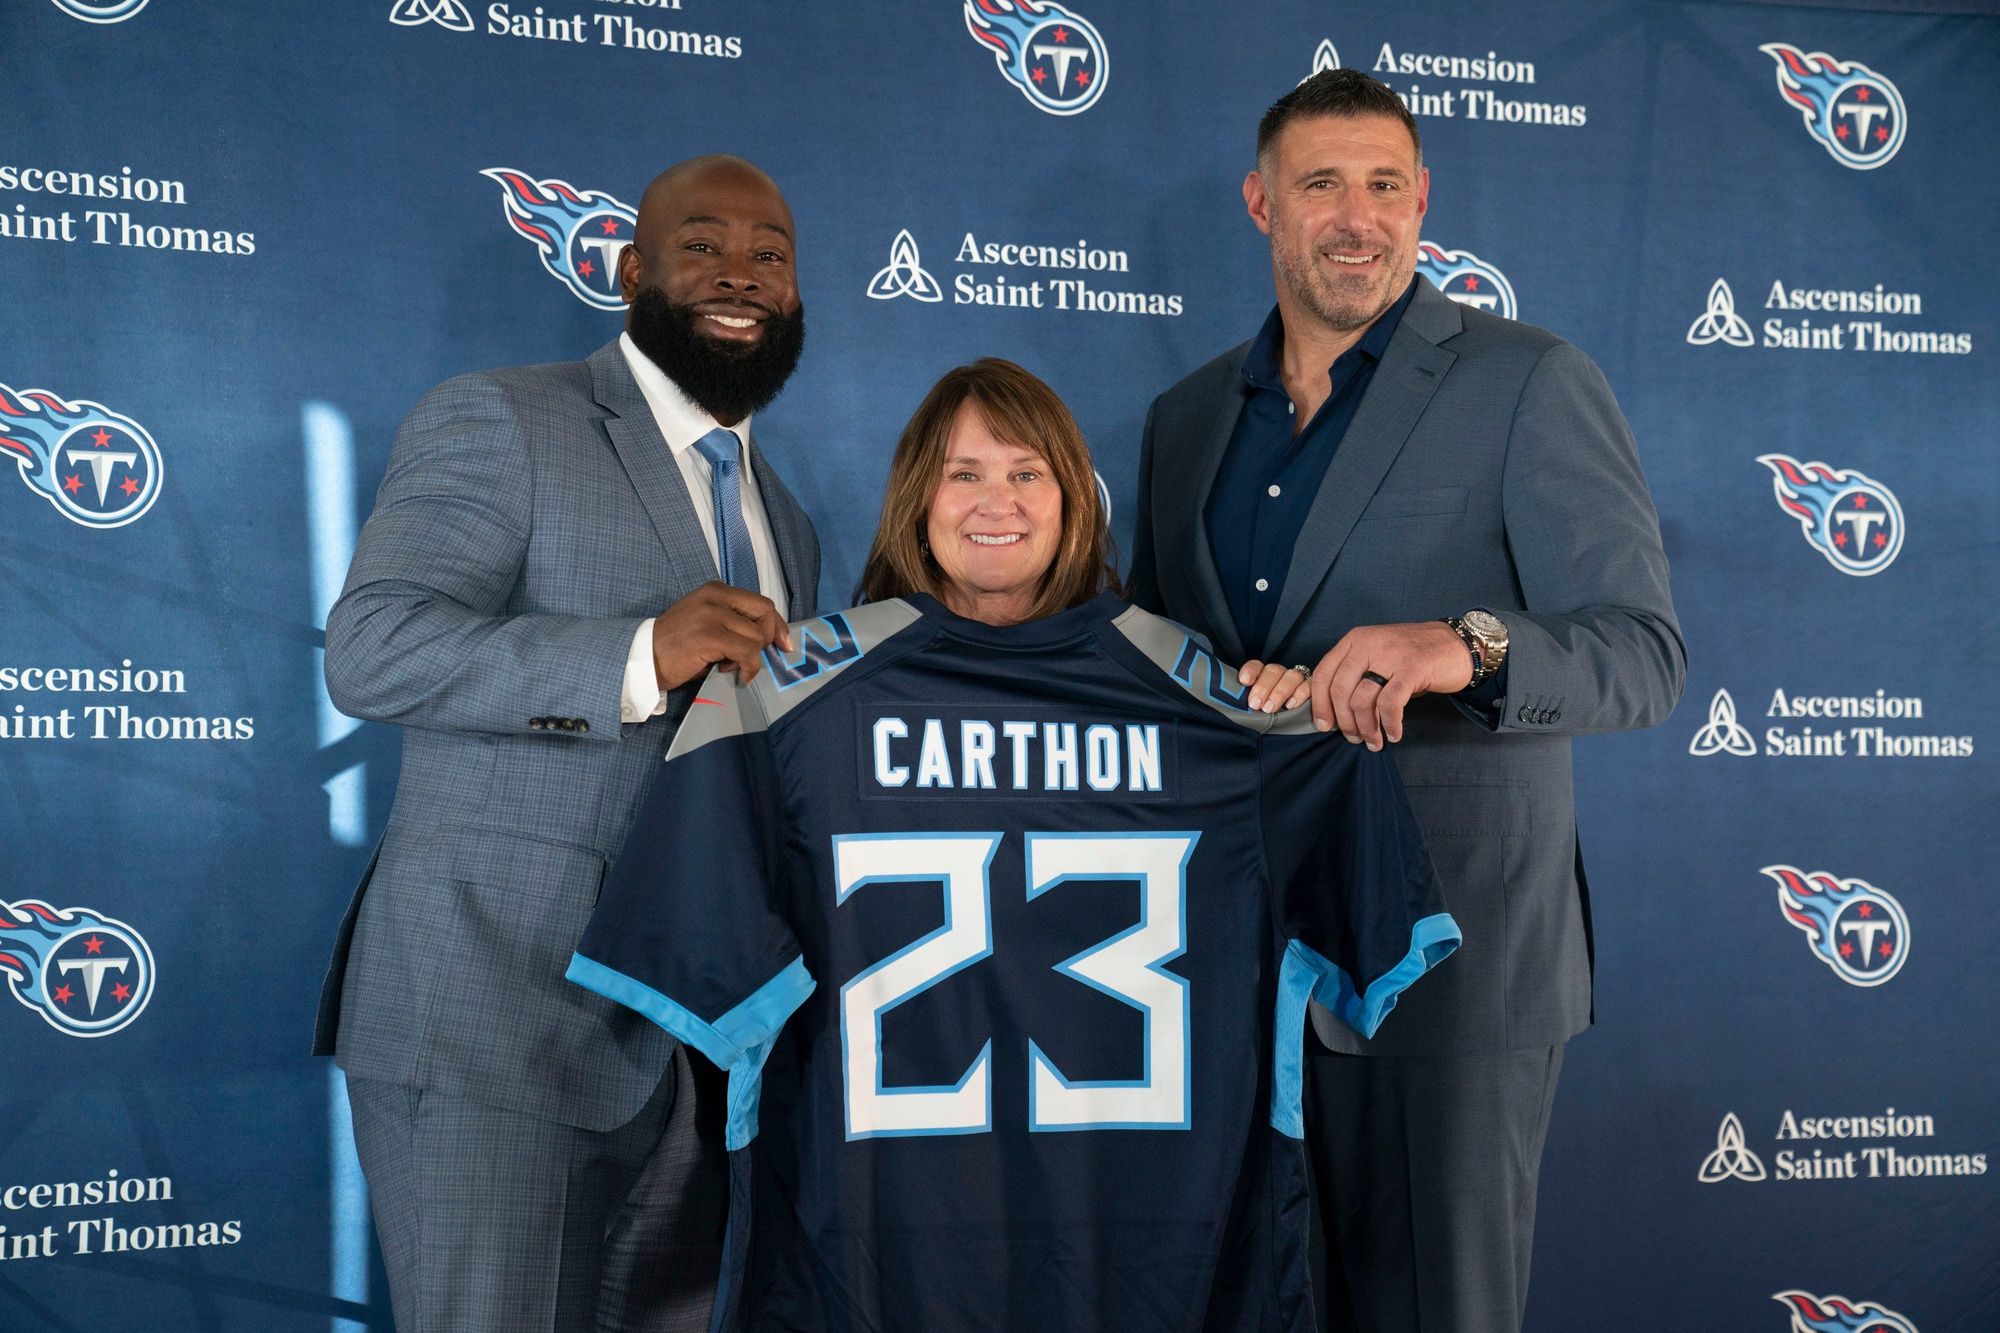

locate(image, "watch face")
[[1464, 609, 1505, 637]]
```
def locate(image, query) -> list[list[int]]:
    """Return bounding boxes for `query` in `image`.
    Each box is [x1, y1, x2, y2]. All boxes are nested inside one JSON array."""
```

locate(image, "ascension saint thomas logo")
[[389, 0, 473, 30], [867, 230, 944, 303]]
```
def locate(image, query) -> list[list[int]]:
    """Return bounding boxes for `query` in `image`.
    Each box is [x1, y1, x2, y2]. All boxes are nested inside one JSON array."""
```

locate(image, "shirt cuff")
[[1455, 658, 1509, 722], [621, 619, 665, 722]]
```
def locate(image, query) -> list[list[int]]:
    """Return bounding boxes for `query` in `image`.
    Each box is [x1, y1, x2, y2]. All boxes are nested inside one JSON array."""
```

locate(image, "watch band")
[[1440, 615, 1488, 687]]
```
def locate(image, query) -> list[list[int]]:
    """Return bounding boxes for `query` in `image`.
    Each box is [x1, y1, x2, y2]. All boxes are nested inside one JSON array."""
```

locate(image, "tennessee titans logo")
[[0, 900, 155, 1037], [765, 614, 864, 690], [48, 0, 151, 22], [1757, 454, 1903, 576], [482, 169, 636, 311], [1762, 865, 1909, 988], [1417, 242, 1517, 320], [0, 383, 163, 528], [964, 0, 1108, 116], [1774, 1290, 1918, 1333], [1759, 44, 1907, 170]]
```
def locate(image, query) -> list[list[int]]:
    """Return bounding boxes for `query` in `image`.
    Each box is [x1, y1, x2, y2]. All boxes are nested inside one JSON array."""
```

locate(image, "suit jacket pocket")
[[413, 830, 667, 1121], [1356, 486, 1471, 521], [1400, 776, 1530, 837]]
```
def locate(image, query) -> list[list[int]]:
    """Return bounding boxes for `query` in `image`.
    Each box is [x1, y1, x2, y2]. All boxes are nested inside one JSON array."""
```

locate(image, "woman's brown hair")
[[854, 358, 1118, 621]]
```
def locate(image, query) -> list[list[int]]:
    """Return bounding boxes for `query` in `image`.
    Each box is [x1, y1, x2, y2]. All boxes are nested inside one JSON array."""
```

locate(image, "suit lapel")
[[1164, 350, 1252, 663], [746, 431, 817, 618], [590, 341, 718, 584], [1264, 282, 1460, 654]]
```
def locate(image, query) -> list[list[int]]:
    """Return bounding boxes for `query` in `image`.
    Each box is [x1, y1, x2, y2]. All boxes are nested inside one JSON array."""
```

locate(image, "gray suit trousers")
[[1306, 1044, 1564, 1333], [346, 1047, 725, 1333]]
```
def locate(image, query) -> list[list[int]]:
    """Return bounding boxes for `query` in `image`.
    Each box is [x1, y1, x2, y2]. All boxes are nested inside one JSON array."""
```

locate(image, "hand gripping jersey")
[[570, 593, 1457, 1333]]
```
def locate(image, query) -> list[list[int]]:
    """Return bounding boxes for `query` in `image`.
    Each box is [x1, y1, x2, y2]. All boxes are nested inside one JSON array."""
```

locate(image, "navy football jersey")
[[570, 593, 1457, 1332]]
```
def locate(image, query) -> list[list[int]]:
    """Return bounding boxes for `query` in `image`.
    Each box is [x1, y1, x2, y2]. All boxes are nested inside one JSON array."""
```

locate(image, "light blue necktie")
[[693, 427, 761, 593]]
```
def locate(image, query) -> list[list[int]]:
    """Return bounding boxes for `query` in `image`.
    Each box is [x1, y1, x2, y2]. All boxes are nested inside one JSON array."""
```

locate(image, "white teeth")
[[706, 315, 757, 328], [967, 534, 1022, 546], [1331, 255, 1375, 265]]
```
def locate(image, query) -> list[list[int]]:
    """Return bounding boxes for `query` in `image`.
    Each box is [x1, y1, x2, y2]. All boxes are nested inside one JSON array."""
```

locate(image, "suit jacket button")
[[575, 719, 590, 734], [529, 717, 546, 730], [1516, 706, 1530, 723]]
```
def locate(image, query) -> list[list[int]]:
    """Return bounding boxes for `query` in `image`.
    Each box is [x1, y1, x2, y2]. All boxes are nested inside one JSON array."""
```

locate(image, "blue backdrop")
[[5, 1, 1996, 1329]]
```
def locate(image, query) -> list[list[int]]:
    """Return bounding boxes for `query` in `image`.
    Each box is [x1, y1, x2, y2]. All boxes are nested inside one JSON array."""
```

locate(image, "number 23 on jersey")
[[836, 831, 1198, 1139]]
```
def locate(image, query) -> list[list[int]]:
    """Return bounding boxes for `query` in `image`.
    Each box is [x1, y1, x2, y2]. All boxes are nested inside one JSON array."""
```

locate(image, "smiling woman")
[[855, 358, 1118, 625]]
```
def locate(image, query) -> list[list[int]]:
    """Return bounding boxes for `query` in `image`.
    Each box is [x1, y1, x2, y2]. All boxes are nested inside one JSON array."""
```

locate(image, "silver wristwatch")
[[1443, 609, 1509, 687]]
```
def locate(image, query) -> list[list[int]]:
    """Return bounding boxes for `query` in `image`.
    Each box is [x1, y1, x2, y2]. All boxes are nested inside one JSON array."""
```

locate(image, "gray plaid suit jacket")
[[313, 339, 819, 1130], [1130, 278, 1684, 1057]]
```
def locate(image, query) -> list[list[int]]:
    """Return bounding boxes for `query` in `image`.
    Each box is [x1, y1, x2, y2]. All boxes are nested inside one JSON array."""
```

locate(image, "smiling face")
[[925, 402, 1064, 625], [620, 156, 805, 424], [1245, 112, 1428, 338], [621, 157, 797, 343]]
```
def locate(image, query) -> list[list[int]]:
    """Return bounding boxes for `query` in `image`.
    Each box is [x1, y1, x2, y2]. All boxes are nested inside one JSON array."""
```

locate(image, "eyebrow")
[[945, 453, 1043, 467], [1295, 165, 1411, 186], [677, 214, 794, 242]]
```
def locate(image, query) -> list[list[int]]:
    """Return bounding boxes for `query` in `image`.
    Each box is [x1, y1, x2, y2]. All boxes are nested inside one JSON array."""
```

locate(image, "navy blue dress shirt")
[[1203, 280, 1507, 709], [1205, 280, 1418, 657]]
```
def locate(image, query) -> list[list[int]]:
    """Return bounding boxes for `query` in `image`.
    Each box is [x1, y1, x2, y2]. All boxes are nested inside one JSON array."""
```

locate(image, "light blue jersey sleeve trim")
[[1268, 916, 1463, 1138], [565, 953, 815, 1071], [1307, 914, 1462, 1041], [1269, 942, 1324, 1140], [713, 955, 816, 1057], [567, 954, 815, 1150]]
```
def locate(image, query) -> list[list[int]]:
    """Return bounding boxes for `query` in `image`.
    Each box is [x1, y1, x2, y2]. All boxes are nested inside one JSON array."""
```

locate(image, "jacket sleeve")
[[323, 373, 639, 741], [1487, 342, 1687, 735]]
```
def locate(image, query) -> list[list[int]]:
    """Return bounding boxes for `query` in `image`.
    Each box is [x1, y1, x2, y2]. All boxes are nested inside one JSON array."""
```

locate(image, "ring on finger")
[[1290, 664, 1311, 676], [1361, 670, 1390, 687]]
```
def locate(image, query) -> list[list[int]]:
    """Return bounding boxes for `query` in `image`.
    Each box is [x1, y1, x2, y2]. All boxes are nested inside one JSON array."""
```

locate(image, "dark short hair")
[[1256, 68, 1422, 168], [855, 358, 1118, 620]]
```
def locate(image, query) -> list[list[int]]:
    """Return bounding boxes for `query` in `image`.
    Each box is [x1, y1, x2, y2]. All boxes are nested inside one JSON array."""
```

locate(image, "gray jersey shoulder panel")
[[757, 600, 925, 725], [1110, 604, 1276, 734], [668, 600, 926, 760]]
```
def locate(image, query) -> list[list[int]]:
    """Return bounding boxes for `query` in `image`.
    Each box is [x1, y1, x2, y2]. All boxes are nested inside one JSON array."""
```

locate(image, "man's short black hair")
[[1257, 68, 1422, 168]]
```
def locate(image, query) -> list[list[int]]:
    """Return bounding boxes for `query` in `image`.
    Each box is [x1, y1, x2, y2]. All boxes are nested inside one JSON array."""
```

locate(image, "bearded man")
[[315, 155, 820, 1333], [1128, 72, 1683, 1332]]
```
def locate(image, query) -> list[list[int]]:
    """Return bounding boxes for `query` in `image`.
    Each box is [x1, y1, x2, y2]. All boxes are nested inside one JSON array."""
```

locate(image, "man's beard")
[[627, 286, 806, 423], [1275, 229, 1410, 334]]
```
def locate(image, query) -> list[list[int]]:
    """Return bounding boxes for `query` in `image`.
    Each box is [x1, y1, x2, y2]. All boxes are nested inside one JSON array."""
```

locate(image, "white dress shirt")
[[617, 332, 790, 722]]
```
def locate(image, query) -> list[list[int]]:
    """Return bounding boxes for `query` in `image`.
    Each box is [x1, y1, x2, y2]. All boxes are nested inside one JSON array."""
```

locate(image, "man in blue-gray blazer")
[[314, 156, 820, 1332], [1129, 73, 1684, 1332]]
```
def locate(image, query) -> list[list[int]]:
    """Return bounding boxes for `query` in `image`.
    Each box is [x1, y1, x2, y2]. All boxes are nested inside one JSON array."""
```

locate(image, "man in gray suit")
[[1128, 72, 1684, 1332], [315, 155, 820, 1332]]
